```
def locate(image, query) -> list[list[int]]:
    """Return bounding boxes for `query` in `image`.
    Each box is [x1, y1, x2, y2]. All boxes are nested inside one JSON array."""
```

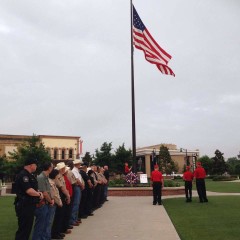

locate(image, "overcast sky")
[[1, 0, 240, 159]]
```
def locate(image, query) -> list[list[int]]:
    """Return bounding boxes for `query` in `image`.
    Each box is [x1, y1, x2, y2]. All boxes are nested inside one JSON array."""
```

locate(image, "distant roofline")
[[0, 134, 81, 139]]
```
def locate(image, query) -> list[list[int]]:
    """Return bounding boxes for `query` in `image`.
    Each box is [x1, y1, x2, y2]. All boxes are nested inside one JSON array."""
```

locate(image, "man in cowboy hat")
[[151, 165, 164, 205], [194, 162, 208, 203], [51, 162, 71, 238]]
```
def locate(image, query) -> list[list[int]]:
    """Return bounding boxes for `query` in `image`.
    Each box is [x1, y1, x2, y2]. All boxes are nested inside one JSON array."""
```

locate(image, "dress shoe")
[[158, 202, 162, 205], [72, 222, 80, 226], [65, 229, 71, 234], [81, 215, 88, 219], [51, 235, 63, 239], [68, 225, 73, 229], [59, 233, 65, 237], [88, 213, 94, 216], [153, 202, 157, 205]]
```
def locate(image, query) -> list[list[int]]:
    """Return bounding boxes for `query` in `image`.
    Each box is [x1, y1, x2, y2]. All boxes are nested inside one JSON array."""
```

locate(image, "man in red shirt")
[[183, 166, 194, 202], [151, 165, 164, 205], [124, 162, 132, 175], [194, 162, 208, 203]]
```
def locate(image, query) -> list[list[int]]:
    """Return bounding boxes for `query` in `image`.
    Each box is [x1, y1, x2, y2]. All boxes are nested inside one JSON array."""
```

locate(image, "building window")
[[62, 149, 65, 160], [69, 149, 73, 159], [54, 149, 58, 160]]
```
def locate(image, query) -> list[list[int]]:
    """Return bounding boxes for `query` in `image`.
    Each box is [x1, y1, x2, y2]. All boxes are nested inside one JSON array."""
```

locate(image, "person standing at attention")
[[194, 162, 208, 203], [14, 154, 43, 240], [151, 165, 164, 205], [183, 166, 194, 202]]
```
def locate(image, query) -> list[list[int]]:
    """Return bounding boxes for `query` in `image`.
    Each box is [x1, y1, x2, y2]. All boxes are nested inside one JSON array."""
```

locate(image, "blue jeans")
[[32, 204, 49, 240], [69, 186, 81, 225], [45, 205, 56, 240], [104, 184, 108, 199]]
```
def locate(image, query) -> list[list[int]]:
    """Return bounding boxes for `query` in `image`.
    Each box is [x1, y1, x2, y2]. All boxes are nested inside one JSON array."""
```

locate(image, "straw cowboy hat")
[[56, 162, 66, 170], [73, 159, 82, 165]]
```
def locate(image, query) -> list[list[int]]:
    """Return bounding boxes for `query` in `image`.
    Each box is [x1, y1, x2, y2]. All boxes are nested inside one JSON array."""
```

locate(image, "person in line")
[[14, 154, 43, 240], [51, 162, 71, 239], [32, 162, 54, 240], [79, 163, 93, 217], [48, 169, 63, 240], [194, 162, 208, 203], [151, 165, 164, 205], [183, 166, 194, 202], [103, 165, 110, 201], [71, 159, 84, 224]]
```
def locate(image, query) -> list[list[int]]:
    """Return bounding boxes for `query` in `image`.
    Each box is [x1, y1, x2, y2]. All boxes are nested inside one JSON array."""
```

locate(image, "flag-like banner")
[[133, 5, 175, 76]]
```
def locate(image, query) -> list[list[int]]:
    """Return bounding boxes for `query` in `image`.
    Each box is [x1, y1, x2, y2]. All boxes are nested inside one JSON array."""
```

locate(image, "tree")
[[9, 134, 51, 175], [211, 149, 227, 175], [158, 145, 178, 175], [94, 142, 113, 168], [112, 144, 132, 174], [198, 155, 213, 175], [82, 152, 93, 166], [226, 157, 240, 175]]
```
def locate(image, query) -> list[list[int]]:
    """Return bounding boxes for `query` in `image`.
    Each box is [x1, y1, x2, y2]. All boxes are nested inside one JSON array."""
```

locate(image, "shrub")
[[212, 175, 238, 181]]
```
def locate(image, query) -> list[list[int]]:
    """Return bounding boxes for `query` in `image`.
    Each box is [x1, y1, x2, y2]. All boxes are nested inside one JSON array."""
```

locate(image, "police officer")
[[14, 154, 43, 240]]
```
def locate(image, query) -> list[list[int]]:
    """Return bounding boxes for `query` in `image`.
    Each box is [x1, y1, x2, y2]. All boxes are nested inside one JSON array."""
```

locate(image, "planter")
[[108, 187, 184, 196]]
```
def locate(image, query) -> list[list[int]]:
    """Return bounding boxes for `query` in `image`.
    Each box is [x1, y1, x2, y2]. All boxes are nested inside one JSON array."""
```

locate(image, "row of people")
[[14, 154, 110, 240]]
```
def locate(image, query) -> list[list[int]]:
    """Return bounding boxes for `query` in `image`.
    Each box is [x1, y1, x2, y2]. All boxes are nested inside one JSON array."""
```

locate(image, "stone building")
[[136, 144, 199, 177], [0, 134, 83, 163]]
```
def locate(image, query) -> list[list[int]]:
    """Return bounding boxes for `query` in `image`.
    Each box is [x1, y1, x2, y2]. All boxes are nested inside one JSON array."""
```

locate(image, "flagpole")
[[130, 0, 136, 173]]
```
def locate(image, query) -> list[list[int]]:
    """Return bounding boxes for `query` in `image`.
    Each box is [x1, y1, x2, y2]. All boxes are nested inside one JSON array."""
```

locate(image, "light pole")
[[192, 153, 198, 170], [180, 148, 189, 166], [151, 148, 156, 171]]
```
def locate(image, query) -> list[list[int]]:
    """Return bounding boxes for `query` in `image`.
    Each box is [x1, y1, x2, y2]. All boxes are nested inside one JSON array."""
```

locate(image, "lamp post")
[[192, 153, 198, 170], [180, 148, 189, 166], [151, 148, 156, 171]]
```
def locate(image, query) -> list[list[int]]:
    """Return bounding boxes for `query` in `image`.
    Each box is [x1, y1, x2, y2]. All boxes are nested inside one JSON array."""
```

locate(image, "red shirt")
[[183, 171, 194, 181], [151, 170, 163, 182], [194, 166, 206, 179], [125, 166, 130, 174], [64, 175, 73, 197]]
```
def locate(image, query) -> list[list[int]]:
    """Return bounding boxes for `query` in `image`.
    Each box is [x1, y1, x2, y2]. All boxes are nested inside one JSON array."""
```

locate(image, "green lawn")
[[174, 179, 240, 193], [164, 196, 240, 240], [0, 196, 17, 240]]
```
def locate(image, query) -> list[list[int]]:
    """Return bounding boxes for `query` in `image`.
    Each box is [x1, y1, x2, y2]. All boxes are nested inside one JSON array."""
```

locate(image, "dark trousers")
[[196, 179, 208, 202], [79, 189, 87, 217], [51, 204, 65, 236], [184, 181, 192, 200], [15, 201, 35, 240], [152, 182, 162, 204], [93, 184, 101, 208]]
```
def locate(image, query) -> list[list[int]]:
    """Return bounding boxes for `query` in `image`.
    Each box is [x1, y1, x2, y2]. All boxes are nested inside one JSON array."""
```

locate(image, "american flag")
[[133, 5, 175, 76]]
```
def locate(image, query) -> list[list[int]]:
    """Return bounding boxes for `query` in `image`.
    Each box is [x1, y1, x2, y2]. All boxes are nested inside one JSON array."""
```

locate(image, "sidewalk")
[[65, 196, 180, 240]]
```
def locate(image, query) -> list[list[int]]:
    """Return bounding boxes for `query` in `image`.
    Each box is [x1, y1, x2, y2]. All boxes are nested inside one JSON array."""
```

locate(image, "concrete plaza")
[[65, 196, 180, 240]]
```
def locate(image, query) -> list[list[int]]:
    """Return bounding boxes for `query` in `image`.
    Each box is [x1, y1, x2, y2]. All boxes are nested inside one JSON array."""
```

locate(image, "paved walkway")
[[65, 196, 180, 240], [65, 191, 240, 240]]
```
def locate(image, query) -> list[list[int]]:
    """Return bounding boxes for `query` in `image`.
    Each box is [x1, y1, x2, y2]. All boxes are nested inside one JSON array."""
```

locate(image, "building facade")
[[136, 144, 199, 177], [0, 134, 83, 162]]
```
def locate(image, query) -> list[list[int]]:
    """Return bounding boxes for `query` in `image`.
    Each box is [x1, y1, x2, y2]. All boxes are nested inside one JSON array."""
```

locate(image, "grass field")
[[174, 179, 240, 193], [164, 196, 240, 240], [0, 196, 17, 240]]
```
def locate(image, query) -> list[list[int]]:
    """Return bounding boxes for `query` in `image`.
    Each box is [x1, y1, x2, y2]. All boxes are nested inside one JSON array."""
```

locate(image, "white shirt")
[[72, 167, 84, 184]]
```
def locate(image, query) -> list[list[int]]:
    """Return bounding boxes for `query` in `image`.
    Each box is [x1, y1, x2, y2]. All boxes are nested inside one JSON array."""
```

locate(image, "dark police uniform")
[[15, 169, 39, 240]]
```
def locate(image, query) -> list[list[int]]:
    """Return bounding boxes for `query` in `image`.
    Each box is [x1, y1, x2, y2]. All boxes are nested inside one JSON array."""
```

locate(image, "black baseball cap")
[[24, 153, 38, 166]]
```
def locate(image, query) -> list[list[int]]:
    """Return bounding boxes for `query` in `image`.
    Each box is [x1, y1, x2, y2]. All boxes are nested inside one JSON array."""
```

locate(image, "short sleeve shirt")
[[67, 170, 77, 185], [15, 169, 38, 200], [54, 174, 66, 189], [37, 172, 51, 195]]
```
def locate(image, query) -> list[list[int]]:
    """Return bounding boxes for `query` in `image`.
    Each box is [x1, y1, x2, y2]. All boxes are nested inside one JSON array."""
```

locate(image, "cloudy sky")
[[1, 0, 240, 159]]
